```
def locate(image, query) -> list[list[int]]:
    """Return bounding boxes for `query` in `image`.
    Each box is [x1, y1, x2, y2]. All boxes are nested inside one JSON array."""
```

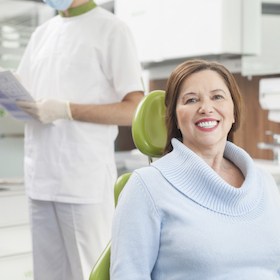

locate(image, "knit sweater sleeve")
[[110, 171, 161, 280]]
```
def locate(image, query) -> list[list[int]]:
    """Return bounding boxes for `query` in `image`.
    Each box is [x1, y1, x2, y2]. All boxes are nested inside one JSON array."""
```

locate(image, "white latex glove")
[[16, 99, 73, 124]]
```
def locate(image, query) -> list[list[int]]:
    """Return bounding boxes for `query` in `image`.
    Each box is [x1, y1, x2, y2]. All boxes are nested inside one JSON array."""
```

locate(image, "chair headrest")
[[132, 90, 167, 158]]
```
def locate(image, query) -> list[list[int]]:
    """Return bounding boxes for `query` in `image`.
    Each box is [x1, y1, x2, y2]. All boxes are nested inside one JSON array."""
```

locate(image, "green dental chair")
[[89, 90, 167, 280]]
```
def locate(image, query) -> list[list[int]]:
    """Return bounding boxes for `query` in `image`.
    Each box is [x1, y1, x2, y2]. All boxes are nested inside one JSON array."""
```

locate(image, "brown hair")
[[164, 59, 243, 153]]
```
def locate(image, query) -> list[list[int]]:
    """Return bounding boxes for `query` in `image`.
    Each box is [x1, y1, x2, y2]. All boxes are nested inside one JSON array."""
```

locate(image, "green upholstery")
[[132, 90, 167, 158], [89, 90, 167, 280], [89, 172, 131, 280], [114, 172, 131, 206], [88, 242, 111, 280]]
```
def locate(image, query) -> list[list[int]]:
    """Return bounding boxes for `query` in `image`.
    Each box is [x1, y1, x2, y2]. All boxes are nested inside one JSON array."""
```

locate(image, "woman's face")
[[176, 70, 235, 152]]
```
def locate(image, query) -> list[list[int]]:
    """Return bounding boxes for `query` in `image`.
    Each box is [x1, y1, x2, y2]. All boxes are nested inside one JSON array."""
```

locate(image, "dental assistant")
[[16, 0, 144, 279]]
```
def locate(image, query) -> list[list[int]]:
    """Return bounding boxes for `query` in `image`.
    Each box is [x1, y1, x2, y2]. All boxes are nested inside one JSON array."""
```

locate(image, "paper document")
[[0, 71, 34, 121]]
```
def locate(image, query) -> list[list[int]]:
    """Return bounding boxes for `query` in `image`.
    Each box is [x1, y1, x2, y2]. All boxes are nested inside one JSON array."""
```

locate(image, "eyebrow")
[[210, 89, 227, 94], [181, 91, 196, 97], [181, 88, 227, 97]]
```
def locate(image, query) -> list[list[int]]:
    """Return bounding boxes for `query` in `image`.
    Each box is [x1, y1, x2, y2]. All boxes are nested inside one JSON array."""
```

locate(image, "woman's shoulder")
[[132, 164, 165, 184]]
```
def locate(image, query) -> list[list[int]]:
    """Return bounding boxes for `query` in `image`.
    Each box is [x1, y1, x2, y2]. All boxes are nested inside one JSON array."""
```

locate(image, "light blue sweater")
[[111, 139, 280, 280]]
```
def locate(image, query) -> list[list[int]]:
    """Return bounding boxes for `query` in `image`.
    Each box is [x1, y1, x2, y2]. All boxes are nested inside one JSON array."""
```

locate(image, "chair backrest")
[[89, 172, 131, 280], [132, 90, 167, 160], [114, 172, 132, 206], [89, 90, 166, 280], [88, 242, 111, 280]]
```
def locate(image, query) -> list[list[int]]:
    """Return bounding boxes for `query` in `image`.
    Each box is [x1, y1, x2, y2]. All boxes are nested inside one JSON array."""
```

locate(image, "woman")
[[110, 60, 280, 279]]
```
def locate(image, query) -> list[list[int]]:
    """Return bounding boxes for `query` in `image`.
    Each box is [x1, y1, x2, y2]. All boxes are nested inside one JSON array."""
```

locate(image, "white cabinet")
[[0, 186, 28, 227], [115, 0, 261, 64], [0, 254, 33, 280], [242, 1, 280, 75], [0, 186, 33, 280]]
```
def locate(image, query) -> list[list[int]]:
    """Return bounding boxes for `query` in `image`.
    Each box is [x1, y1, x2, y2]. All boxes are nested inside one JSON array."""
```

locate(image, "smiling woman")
[[175, 70, 235, 156], [110, 59, 280, 280], [164, 59, 242, 154]]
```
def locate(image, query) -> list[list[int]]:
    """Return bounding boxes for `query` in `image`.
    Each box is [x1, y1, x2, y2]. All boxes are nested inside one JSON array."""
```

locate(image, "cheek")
[[230, 107, 235, 123], [232, 110, 236, 123], [176, 107, 190, 129], [176, 107, 183, 128], [229, 102, 235, 122], [221, 102, 235, 123]]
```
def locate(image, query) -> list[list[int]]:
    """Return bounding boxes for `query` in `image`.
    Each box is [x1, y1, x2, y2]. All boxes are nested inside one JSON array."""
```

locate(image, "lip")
[[195, 117, 219, 124], [195, 118, 220, 131]]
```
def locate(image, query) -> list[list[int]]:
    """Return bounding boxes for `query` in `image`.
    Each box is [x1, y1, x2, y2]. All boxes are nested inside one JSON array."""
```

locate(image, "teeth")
[[197, 121, 217, 128]]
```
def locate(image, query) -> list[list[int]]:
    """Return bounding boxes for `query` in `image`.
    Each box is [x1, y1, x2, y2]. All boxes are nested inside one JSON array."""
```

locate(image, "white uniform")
[[17, 6, 143, 280]]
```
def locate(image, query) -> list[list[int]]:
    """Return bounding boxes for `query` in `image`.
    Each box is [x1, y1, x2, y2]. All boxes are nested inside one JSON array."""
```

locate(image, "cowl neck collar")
[[152, 139, 263, 216]]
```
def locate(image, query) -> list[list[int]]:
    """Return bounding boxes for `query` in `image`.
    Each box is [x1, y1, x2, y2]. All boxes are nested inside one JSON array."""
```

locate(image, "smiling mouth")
[[196, 120, 219, 128]]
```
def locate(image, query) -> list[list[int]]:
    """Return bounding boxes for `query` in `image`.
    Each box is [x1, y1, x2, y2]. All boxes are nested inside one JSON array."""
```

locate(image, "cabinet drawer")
[[0, 188, 29, 227], [0, 253, 33, 280]]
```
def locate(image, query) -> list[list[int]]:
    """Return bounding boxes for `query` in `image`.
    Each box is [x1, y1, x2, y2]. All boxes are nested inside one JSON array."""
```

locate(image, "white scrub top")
[[17, 7, 144, 203]]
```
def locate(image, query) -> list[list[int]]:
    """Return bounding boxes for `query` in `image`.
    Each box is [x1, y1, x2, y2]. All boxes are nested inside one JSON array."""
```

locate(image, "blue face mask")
[[43, 0, 73, 11]]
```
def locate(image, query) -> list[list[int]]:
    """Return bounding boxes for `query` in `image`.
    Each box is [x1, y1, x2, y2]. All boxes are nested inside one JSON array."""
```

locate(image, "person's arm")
[[110, 172, 161, 280], [16, 90, 144, 125], [70, 91, 143, 126]]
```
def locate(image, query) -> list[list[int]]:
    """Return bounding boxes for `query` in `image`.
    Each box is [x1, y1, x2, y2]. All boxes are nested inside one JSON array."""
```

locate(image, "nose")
[[198, 100, 214, 114]]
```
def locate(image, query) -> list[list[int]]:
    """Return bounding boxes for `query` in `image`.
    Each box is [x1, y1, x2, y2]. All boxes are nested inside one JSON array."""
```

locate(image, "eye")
[[184, 97, 199, 104], [212, 94, 225, 100]]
